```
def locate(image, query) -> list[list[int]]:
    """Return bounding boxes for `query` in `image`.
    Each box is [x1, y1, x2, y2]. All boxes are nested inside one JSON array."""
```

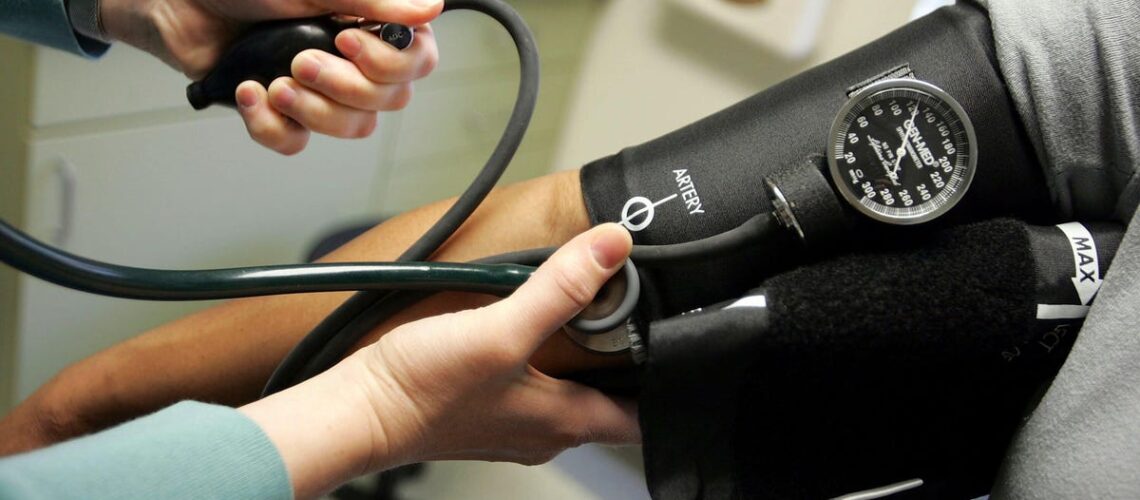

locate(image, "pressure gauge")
[[828, 79, 977, 225]]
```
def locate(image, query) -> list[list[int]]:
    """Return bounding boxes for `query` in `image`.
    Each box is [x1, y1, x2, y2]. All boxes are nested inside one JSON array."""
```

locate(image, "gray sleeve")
[[974, 0, 1140, 222], [978, 2, 1140, 494], [993, 207, 1140, 498]]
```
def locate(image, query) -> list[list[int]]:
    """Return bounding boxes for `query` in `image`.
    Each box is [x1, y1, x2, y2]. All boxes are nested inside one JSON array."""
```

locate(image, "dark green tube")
[[0, 219, 533, 300]]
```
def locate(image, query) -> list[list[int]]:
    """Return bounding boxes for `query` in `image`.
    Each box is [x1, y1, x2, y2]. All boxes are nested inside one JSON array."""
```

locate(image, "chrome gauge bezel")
[[827, 78, 978, 225]]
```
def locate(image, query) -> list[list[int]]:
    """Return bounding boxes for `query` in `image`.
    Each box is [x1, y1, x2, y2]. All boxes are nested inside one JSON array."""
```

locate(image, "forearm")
[[0, 169, 604, 455]]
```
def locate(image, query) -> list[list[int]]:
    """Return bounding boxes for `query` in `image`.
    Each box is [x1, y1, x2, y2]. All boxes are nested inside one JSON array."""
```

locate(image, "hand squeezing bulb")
[[186, 17, 413, 110]]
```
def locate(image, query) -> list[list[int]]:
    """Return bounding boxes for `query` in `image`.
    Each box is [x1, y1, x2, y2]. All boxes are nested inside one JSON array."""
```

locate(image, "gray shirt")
[[977, 0, 1140, 496], [977, 0, 1140, 221]]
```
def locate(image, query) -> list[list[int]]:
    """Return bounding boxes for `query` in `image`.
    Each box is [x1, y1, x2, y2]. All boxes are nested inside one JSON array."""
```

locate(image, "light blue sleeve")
[[0, 0, 109, 57], [0, 401, 292, 499]]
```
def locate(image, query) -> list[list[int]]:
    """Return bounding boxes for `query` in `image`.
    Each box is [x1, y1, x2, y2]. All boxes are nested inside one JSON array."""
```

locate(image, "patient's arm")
[[0, 169, 626, 456]]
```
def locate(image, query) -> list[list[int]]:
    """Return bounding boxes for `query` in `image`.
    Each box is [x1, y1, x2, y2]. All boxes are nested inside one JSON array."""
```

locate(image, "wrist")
[[100, 0, 235, 77], [99, 0, 156, 45], [241, 360, 389, 497], [329, 355, 403, 472]]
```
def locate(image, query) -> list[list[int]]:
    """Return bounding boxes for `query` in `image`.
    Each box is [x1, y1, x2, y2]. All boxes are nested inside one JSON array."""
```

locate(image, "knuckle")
[[318, 69, 368, 106], [291, 49, 321, 78], [329, 114, 374, 139], [326, 120, 354, 139], [544, 411, 590, 449], [266, 77, 291, 95], [342, 80, 374, 106], [297, 48, 324, 62], [360, 53, 389, 80], [244, 118, 273, 142], [266, 78, 296, 109], [276, 140, 306, 156], [550, 268, 598, 310], [270, 130, 309, 156], [417, 50, 439, 78], [568, 422, 595, 448], [363, 50, 412, 82], [482, 337, 525, 370], [353, 114, 378, 138], [249, 126, 288, 152], [310, 110, 361, 139], [387, 57, 415, 81], [380, 84, 413, 111]]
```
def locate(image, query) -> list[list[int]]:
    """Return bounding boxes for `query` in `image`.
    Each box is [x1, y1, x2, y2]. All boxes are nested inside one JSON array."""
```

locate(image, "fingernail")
[[236, 86, 258, 109], [273, 84, 297, 108], [295, 55, 321, 83], [338, 31, 363, 59], [412, 0, 442, 7], [590, 226, 629, 270]]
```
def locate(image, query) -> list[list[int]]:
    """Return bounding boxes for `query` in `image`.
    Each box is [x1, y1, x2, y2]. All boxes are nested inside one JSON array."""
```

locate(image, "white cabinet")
[[14, 116, 387, 400], [0, 44, 395, 406], [31, 44, 190, 127], [372, 2, 599, 214]]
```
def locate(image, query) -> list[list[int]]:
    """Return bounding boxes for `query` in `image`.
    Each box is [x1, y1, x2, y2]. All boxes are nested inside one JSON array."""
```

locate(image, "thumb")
[[486, 223, 632, 353], [311, 0, 443, 27]]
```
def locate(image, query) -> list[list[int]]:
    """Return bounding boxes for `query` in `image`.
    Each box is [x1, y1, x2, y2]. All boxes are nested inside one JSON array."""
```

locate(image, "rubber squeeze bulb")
[[187, 16, 413, 110]]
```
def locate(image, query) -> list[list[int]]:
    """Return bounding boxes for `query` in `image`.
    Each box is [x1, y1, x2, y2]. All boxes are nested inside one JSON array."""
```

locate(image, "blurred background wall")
[[0, 0, 948, 497]]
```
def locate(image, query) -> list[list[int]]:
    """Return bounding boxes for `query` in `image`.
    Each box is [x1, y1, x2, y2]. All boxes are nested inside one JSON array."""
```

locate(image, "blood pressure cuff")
[[635, 218, 1125, 499], [577, 1, 1053, 323]]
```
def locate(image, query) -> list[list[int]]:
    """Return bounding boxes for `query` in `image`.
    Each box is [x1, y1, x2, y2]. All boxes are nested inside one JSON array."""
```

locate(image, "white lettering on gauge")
[[867, 135, 891, 170], [900, 122, 936, 170], [619, 194, 678, 232], [673, 169, 706, 215]]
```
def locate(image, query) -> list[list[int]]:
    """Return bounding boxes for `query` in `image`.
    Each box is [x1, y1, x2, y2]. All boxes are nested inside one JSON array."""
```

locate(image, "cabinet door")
[[32, 45, 192, 127], [15, 114, 386, 399]]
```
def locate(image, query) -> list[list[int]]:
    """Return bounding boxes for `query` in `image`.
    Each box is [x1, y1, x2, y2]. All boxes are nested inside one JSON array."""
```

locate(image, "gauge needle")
[[888, 106, 920, 185]]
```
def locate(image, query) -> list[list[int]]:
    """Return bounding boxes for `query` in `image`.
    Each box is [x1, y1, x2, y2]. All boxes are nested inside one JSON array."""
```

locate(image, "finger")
[[310, 0, 442, 28], [335, 24, 438, 84], [545, 380, 641, 446], [235, 80, 311, 155], [267, 77, 379, 139], [292, 49, 414, 111], [487, 223, 632, 352]]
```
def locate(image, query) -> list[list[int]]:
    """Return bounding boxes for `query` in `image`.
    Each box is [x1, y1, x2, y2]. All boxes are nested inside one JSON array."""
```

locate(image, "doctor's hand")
[[100, 0, 442, 154], [241, 223, 641, 498]]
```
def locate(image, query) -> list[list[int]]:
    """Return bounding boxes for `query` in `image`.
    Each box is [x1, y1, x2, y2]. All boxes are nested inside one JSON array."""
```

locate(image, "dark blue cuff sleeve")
[[0, 0, 109, 57]]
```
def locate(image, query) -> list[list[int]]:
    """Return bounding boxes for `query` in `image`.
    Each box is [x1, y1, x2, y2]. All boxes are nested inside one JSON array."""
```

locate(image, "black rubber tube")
[[463, 213, 778, 267], [263, 0, 541, 395], [0, 220, 535, 299]]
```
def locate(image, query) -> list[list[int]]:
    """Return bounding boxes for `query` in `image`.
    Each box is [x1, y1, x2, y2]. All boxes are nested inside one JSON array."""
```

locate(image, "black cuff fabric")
[[638, 219, 1124, 499], [579, 2, 1053, 324]]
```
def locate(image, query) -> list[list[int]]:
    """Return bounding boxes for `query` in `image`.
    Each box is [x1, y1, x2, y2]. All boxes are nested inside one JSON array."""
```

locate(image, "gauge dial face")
[[828, 79, 977, 225]]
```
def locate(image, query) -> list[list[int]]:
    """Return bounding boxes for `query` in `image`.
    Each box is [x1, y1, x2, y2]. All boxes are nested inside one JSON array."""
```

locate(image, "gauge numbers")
[[828, 79, 977, 225]]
